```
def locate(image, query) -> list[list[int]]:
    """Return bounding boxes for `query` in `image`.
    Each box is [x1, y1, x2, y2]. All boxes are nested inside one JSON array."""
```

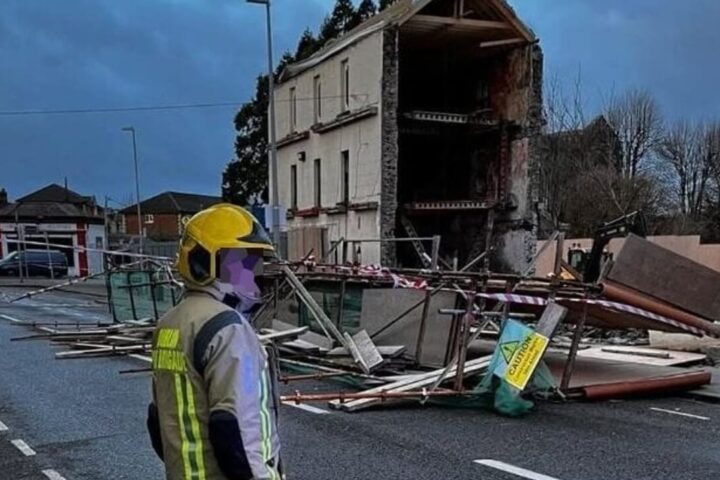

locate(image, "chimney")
[[0, 188, 7, 206]]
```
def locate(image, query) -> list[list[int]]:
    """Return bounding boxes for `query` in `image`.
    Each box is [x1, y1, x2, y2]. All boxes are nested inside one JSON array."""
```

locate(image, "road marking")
[[0, 420, 8, 431], [42, 470, 67, 480], [0, 314, 26, 324], [129, 354, 152, 363], [282, 401, 330, 414], [650, 407, 710, 421], [11, 439, 36, 456], [474, 460, 560, 480]]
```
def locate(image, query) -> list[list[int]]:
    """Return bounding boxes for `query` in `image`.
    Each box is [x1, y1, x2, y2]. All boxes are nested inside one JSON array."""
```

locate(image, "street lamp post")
[[247, 0, 281, 251], [121, 126, 144, 256]]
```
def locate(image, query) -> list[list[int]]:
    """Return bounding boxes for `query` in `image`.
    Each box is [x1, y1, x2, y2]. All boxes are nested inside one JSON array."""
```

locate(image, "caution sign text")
[[504, 333, 550, 391]]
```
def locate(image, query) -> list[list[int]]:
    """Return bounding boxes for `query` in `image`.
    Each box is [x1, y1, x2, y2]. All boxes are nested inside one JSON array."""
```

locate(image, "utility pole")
[[121, 126, 143, 256], [14, 205, 23, 283], [247, 0, 281, 251]]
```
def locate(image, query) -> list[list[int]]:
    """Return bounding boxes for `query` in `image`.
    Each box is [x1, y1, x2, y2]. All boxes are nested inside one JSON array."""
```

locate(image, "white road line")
[[474, 460, 560, 480], [129, 354, 152, 363], [0, 420, 8, 431], [0, 313, 26, 324], [650, 407, 710, 421], [42, 470, 67, 480], [281, 401, 330, 414], [11, 439, 36, 456]]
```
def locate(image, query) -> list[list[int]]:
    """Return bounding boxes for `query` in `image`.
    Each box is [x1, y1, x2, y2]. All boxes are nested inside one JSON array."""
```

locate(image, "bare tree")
[[605, 88, 663, 178], [702, 122, 720, 207], [656, 120, 708, 216], [538, 73, 590, 232]]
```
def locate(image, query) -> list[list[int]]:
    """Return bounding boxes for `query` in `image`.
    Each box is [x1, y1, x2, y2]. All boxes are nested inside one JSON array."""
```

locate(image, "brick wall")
[[124, 213, 180, 240]]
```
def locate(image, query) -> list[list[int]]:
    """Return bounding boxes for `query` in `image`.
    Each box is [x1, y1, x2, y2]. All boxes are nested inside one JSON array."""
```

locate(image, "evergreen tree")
[[379, 0, 397, 11], [319, 0, 357, 43], [295, 29, 320, 61], [222, 75, 270, 205], [353, 0, 377, 27]]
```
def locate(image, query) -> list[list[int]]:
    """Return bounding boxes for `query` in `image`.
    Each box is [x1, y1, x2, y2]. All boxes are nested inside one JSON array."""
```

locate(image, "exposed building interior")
[[392, 0, 540, 269]]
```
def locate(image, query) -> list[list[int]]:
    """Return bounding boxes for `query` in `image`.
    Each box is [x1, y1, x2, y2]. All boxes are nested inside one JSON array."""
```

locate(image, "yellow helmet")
[[177, 203, 275, 286]]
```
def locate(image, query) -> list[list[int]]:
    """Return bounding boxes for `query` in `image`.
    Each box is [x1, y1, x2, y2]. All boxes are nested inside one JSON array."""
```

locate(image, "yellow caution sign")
[[504, 333, 550, 391]]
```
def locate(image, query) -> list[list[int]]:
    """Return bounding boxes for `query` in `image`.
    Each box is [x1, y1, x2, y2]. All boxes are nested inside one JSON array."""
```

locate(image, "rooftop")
[[120, 191, 222, 215]]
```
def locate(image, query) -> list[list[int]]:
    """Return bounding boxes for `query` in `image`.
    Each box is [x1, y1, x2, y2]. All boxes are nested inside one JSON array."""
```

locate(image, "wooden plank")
[[607, 235, 720, 321], [258, 326, 309, 343], [535, 301, 567, 338], [409, 14, 512, 30], [329, 355, 492, 412], [351, 330, 384, 372], [327, 345, 406, 358], [577, 346, 706, 367]]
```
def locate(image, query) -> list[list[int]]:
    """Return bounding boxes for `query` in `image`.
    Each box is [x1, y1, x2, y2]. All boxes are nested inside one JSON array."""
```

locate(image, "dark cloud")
[[514, 0, 720, 120], [1, 0, 718, 203], [0, 0, 328, 202]]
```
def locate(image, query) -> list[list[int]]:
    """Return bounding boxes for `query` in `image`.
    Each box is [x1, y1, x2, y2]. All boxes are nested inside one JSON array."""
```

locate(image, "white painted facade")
[[273, 30, 385, 264], [0, 221, 106, 276]]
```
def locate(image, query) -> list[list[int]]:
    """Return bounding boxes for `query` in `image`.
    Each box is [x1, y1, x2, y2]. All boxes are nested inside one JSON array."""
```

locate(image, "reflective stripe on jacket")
[[149, 291, 281, 480]]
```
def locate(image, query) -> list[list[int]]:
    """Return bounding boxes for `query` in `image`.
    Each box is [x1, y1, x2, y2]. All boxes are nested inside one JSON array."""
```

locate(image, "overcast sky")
[[1, 0, 719, 205]]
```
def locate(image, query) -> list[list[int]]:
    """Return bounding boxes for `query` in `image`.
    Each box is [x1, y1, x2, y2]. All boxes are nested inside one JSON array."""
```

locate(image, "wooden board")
[[607, 234, 720, 321], [577, 346, 706, 367]]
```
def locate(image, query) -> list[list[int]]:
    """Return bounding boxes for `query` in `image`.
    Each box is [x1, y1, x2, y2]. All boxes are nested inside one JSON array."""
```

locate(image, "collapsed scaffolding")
[[3, 230, 718, 415]]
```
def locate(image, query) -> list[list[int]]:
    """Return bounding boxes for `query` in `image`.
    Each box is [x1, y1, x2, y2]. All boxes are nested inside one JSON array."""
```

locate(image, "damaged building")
[[273, 0, 543, 273]]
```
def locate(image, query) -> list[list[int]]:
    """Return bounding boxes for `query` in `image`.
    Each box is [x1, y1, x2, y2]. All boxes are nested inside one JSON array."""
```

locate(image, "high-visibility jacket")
[[147, 291, 282, 480]]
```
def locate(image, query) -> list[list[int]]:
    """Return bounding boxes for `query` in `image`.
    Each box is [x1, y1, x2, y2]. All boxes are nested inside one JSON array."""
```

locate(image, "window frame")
[[340, 150, 350, 206], [290, 164, 298, 210], [340, 59, 350, 112], [289, 86, 297, 132], [313, 158, 322, 208], [313, 75, 322, 124]]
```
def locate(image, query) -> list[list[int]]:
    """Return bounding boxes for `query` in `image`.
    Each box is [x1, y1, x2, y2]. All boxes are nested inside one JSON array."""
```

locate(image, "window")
[[144, 214, 154, 224], [340, 150, 350, 205], [314, 158, 322, 207], [313, 75, 322, 123], [289, 87, 297, 132], [290, 165, 298, 210], [340, 59, 350, 112]]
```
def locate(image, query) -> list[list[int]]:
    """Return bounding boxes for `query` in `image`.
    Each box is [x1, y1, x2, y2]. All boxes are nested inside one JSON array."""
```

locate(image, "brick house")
[[0, 184, 106, 276], [121, 191, 222, 241]]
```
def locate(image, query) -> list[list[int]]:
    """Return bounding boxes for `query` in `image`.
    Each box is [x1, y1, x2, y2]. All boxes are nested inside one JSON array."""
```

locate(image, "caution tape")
[[5, 238, 173, 262], [475, 292, 708, 337]]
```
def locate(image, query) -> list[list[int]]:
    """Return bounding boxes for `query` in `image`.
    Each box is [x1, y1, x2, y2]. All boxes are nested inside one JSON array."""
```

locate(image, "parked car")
[[0, 250, 69, 278]]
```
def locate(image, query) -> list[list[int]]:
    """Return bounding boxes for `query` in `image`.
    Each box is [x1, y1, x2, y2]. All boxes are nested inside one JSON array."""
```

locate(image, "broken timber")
[[328, 355, 492, 412], [282, 265, 383, 373]]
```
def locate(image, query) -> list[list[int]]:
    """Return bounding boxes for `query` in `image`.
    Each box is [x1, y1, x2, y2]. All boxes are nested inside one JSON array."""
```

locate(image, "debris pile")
[[2, 232, 718, 415]]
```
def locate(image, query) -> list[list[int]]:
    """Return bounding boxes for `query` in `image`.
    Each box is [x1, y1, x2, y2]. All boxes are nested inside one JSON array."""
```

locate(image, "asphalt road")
[[2, 289, 720, 480]]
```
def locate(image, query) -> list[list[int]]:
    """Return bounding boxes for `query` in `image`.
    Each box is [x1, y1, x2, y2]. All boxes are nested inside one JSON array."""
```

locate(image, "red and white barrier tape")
[[296, 262, 712, 337], [5, 238, 173, 261], [475, 292, 708, 337]]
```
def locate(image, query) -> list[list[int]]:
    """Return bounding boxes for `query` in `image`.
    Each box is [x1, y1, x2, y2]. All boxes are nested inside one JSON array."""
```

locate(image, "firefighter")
[[147, 203, 282, 480]]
